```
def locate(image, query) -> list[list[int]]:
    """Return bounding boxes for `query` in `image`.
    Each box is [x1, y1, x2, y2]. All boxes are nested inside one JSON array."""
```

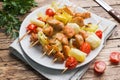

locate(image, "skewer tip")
[[103, 26, 108, 32], [48, 49, 54, 56], [42, 51, 47, 57], [29, 40, 39, 48], [18, 31, 30, 42], [97, 20, 102, 25], [52, 58, 57, 63], [61, 67, 68, 74]]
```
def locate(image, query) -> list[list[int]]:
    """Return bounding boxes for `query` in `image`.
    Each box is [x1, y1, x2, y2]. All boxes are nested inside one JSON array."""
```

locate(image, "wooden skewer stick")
[[18, 30, 30, 42], [52, 58, 57, 63], [103, 26, 108, 32], [48, 49, 54, 56], [97, 20, 102, 25], [42, 51, 47, 57], [61, 67, 68, 74], [87, 6, 92, 12], [30, 41, 34, 46], [30, 40, 39, 48]]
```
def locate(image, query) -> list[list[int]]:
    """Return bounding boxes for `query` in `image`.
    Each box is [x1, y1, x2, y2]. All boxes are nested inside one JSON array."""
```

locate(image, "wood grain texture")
[[0, 0, 120, 80]]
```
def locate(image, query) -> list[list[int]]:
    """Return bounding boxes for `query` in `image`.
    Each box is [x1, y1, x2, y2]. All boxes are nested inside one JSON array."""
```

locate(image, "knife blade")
[[94, 0, 120, 23]]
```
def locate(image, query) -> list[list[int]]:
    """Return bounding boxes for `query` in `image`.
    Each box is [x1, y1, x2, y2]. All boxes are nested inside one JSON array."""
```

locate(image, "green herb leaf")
[[0, 0, 37, 39]]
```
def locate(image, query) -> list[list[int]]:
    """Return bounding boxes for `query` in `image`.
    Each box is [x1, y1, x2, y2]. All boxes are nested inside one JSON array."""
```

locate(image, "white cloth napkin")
[[10, 39, 91, 80], [9, 0, 117, 80]]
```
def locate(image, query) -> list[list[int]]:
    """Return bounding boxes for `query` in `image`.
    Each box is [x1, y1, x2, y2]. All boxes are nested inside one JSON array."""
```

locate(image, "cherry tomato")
[[80, 42, 91, 55], [110, 52, 120, 64], [27, 24, 37, 33], [65, 56, 78, 69], [46, 8, 55, 17], [94, 61, 106, 73], [95, 30, 102, 39]]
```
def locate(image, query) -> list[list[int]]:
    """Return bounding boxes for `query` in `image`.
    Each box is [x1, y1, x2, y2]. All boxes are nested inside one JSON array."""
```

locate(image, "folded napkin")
[[9, 0, 117, 80], [10, 39, 91, 80]]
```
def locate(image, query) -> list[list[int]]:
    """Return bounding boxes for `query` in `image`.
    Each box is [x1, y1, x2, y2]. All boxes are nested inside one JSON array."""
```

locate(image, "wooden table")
[[0, 0, 120, 80]]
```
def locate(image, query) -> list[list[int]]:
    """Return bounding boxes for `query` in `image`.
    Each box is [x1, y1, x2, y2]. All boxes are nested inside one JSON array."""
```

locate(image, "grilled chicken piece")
[[30, 33, 38, 42], [61, 37, 69, 45], [63, 26, 75, 38], [63, 45, 70, 58], [79, 30, 88, 39], [54, 33, 68, 45], [75, 34, 84, 48], [74, 12, 91, 19], [71, 17, 84, 27], [43, 26, 53, 37], [54, 51, 65, 62], [47, 19, 64, 31], [63, 6, 74, 16], [54, 33, 65, 41]]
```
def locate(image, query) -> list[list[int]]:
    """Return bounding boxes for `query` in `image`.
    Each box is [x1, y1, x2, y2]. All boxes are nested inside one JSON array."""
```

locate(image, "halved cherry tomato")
[[95, 30, 102, 39], [80, 42, 91, 55], [94, 61, 106, 73], [110, 52, 120, 64], [65, 56, 78, 69], [27, 24, 37, 33], [46, 8, 55, 17]]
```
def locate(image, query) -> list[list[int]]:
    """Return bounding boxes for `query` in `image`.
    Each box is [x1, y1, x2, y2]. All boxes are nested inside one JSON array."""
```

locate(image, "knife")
[[94, 0, 120, 23]]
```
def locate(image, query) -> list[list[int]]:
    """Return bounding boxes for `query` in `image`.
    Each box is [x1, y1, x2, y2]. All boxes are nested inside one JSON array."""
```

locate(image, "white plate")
[[19, 4, 104, 70]]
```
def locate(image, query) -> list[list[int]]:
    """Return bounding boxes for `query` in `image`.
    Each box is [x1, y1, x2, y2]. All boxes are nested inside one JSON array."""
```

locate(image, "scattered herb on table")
[[0, 0, 37, 39]]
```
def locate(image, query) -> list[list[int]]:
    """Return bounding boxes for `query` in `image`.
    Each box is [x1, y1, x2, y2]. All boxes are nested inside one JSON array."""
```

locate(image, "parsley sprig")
[[0, 0, 37, 39]]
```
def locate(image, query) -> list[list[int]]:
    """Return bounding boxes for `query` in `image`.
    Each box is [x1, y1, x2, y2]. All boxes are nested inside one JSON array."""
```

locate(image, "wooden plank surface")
[[0, 0, 120, 80]]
